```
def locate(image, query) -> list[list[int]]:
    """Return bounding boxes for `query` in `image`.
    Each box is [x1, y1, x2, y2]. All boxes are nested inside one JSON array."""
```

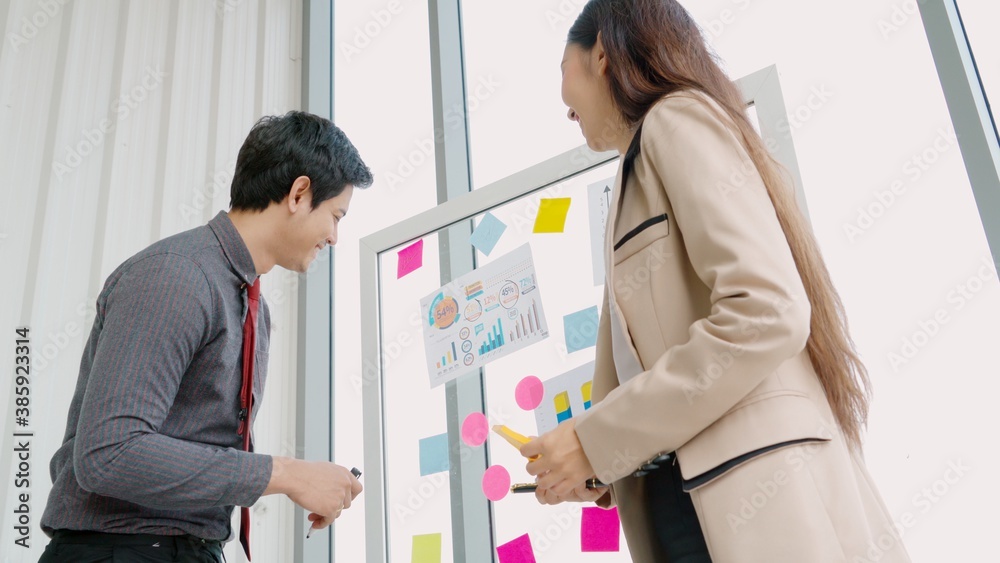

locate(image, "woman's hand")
[[520, 419, 596, 497], [535, 480, 606, 505]]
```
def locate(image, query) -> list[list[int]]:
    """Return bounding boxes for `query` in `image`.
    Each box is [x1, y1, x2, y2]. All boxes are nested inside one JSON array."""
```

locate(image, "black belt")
[[51, 529, 224, 550]]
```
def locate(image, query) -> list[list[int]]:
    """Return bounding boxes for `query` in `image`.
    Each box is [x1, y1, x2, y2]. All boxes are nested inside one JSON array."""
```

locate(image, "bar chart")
[[436, 341, 459, 370], [507, 299, 543, 343], [479, 319, 506, 356]]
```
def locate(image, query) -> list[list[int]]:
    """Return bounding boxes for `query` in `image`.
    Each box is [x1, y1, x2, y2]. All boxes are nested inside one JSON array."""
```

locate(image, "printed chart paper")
[[588, 177, 614, 286], [421, 244, 550, 388], [533, 361, 595, 436]]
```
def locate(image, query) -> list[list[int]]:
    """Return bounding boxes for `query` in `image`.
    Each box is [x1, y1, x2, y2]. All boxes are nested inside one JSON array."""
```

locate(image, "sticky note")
[[470, 212, 507, 256], [514, 376, 544, 411], [532, 198, 572, 233], [397, 239, 424, 278], [492, 425, 530, 449], [412, 533, 442, 563], [482, 465, 511, 501], [418, 433, 450, 476], [563, 306, 600, 353], [461, 412, 489, 447], [497, 533, 536, 563], [581, 506, 621, 552]]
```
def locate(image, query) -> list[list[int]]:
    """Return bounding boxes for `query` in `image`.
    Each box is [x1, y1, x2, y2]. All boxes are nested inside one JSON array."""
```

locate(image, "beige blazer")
[[573, 90, 911, 563]]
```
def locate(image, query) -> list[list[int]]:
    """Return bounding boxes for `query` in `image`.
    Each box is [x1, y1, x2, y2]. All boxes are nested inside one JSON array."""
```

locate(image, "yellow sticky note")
[[412, 533, 442, 563], [492, 425, 539, 461], [533, 198, 572, 233], [492, 424, 530, 448]]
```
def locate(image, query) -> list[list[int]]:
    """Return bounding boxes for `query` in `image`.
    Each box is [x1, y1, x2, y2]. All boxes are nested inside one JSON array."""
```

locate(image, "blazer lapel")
[[605, 157, 646, 376]]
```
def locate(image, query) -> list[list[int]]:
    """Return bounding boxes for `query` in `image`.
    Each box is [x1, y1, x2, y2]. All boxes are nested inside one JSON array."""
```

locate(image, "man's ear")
[[287, 176, 312, 213], [594, 31, 608, 76]]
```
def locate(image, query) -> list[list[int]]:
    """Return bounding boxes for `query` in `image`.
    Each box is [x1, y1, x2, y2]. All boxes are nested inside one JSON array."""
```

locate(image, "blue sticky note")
[[419, 433, 450, 476], [470, 212, 507, 256], [564, 306, 600, 354]]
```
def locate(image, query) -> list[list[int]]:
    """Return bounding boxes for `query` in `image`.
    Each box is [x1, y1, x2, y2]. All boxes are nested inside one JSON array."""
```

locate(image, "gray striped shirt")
[[41, 211, 273, 541]]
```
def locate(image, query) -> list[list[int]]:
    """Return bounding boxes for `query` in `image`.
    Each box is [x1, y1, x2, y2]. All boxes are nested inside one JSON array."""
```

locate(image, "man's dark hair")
[[230, 111, 373, 211]]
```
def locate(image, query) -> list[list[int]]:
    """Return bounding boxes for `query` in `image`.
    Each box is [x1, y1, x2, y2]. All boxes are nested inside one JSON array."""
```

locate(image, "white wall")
[[0, 1, 304, 561]]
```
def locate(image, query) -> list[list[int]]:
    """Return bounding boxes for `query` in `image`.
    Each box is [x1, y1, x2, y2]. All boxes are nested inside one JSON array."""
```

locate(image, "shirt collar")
[[208, 211, 260, 286]]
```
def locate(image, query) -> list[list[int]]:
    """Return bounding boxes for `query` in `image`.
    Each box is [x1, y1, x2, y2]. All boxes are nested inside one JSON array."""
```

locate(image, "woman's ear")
[[594, 30, 608, 76]]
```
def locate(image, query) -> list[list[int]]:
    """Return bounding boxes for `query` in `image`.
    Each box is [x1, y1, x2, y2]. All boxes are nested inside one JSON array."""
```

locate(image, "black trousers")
[[645, 459, 713, 562], [39, 530, 225, 563]]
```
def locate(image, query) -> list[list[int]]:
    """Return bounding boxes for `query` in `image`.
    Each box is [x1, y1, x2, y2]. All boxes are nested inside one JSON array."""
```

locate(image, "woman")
[[519, 1, 911, 562]]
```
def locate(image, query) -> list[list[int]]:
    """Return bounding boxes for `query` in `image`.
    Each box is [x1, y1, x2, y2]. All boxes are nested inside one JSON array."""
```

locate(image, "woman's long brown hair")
[[569, 0, 871, 449]]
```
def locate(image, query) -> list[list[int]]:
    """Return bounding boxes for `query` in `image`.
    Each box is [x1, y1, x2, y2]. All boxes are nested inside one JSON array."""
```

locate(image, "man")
[[38, 111, 372, 562]]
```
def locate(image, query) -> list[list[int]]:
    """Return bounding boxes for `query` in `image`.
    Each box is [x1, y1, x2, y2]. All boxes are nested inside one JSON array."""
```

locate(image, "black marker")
[[510, 478, 608, 493]]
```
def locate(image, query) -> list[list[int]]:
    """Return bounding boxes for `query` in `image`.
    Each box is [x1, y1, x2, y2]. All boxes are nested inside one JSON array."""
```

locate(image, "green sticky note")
[[533, 198, 572, 233], [412, 533, 443, 563]]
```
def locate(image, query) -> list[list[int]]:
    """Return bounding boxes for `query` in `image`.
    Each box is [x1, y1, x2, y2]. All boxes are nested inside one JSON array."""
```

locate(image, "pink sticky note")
[[482, 465, 511, 502], [581, 506, 621, 552], [514, 376, 544, 411], [397, 240, 424, 278], [497, 533, 536, 563], [462, 412, 489, 447]]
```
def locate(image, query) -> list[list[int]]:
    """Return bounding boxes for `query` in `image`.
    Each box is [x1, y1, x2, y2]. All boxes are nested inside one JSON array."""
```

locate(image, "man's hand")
[[264, 457, 363, 532]]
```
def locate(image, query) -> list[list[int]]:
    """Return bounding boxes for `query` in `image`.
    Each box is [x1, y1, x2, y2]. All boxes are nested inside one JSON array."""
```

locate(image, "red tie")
[[238, 278, 260, 561]]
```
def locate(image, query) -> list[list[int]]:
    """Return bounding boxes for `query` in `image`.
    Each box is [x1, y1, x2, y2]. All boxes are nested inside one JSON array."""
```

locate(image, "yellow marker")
[[491, 425, 539, 460], [581, 381, 592, 409]]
